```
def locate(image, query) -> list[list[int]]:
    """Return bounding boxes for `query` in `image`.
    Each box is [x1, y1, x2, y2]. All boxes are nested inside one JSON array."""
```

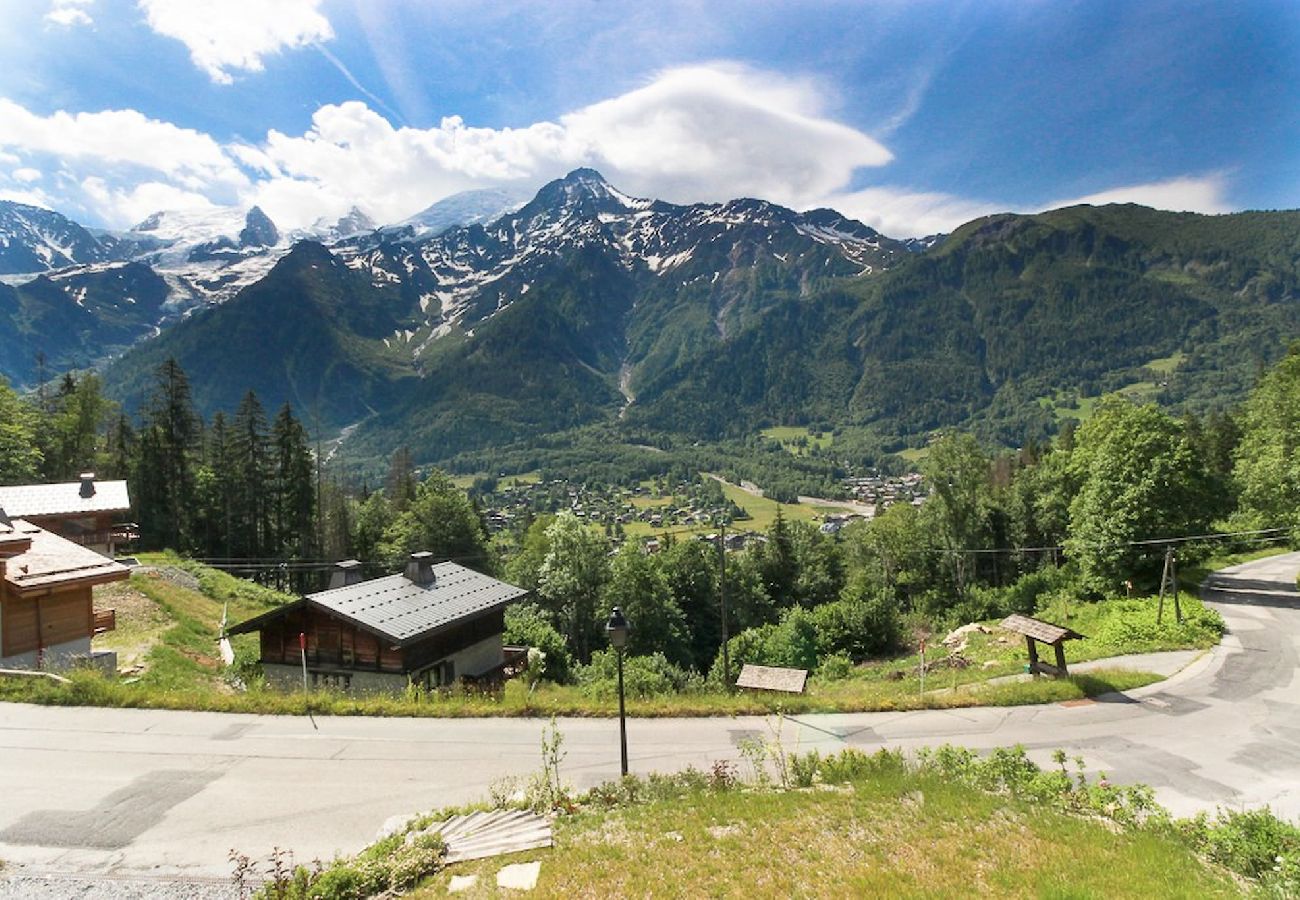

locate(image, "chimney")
[[328, 559, 364, 589], [79, 472, 96, 498], [404, 551, 436, 585]]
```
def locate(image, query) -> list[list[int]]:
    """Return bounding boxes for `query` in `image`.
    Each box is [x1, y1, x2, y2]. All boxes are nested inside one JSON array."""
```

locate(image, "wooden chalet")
[[0, 473, 135, 558], [227, 553, 529, 694], [0, 507, 128, 672]]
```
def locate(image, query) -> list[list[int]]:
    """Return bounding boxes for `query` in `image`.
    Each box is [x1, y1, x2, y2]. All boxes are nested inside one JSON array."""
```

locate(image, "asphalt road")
[[1, 553, 1298, 888]]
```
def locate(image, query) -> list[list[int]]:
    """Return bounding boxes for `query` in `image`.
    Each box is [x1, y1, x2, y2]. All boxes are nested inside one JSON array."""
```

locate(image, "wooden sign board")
[[736, 664, 808, 694]]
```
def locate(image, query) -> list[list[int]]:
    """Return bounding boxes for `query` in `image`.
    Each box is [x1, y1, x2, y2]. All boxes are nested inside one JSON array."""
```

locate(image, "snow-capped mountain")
[[0, 201, 149, 275], [379, 186, 532, 242], [337, 168, 911, 355]]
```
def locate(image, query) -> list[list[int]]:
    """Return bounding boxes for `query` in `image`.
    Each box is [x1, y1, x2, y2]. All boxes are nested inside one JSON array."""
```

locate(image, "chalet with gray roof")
[[227, 553, 529, 694], [0, 473, 134, 557], [0, 507, 127, 672]]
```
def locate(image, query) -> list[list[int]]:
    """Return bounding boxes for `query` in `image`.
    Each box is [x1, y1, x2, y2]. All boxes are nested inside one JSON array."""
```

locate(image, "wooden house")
[[0, 508, 128, 672], [0, 473, 134, 558], [227, 553, 529, 694]]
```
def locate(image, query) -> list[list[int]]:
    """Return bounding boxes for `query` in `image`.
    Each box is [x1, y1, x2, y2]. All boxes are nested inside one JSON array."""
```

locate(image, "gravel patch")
[[0, 873, 237, 900]]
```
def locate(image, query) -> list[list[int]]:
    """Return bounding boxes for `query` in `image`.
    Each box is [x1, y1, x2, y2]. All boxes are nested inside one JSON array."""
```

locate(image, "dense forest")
[[4, 347, 1298, 691]]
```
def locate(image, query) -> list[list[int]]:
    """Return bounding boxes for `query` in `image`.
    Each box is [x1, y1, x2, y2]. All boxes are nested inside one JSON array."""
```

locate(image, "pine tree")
[[271, 403, 316, 567], [230, 391, 271, 559], [138, 358, 201, 549]]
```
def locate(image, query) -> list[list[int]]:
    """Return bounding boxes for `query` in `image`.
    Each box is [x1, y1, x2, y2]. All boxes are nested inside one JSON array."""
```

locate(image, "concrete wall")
[[438, 634, 504, 681], [0, 635, 92, 671], [262, 663, 411, 696]]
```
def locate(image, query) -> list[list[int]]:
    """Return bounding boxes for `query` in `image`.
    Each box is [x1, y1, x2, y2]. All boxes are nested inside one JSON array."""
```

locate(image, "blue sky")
[[0, 0, 1295, 236]]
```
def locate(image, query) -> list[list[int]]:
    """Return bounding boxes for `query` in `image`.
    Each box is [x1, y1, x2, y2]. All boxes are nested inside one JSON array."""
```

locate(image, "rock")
[[497, 861, 541, 890], [942, 622, 990, 646], [982, 660, 1001, 670], [375, 812, 418, 841], [448, 874, 479, 893]]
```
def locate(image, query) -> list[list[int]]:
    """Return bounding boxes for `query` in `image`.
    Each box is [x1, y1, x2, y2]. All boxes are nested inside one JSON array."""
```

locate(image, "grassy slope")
[[413, 772, 1237, 899]]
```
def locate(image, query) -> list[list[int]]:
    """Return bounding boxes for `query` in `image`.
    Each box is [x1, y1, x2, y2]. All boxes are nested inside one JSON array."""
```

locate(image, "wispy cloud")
[[44, 0, 94, 28], [136, 0, 333, 84], [1049, 174, 1232, 214]]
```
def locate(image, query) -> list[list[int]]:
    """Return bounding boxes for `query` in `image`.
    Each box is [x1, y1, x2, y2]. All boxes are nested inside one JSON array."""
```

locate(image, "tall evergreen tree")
[[230, 391, 271, 558], [138, 358, 200, 549], [271, 403, 316, 566]]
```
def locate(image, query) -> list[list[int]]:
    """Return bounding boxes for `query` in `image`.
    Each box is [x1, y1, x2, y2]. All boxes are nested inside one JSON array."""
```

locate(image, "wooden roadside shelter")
[[1000, 614, 1084, 678]]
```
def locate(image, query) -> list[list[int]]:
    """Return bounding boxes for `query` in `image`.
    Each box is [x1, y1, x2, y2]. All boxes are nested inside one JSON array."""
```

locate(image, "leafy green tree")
[[505, 514, 556, 591], [0, 377, 41, 483], [843, 502, 933, 610], [603, 542, 690, 666], [379, 469, 493, 570], [537, 512, 610, 662], [661, 538, 722, 672], [788, 520, 844, 607], [504, 602, 573, 683], [1234, 348, 1300, 530], [921, 432, 995, 602], [1066, 398, 1213, 594], [752, 506, 797, 606], [351, 491, 394, 564]]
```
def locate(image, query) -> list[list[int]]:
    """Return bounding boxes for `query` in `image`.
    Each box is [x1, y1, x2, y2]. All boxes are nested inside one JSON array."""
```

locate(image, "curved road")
[[1, 553, 1298, 887]]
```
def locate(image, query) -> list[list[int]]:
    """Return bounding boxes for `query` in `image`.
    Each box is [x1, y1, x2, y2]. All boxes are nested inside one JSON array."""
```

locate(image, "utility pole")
[[718, 517, 731, 692], [1156, 547, 1182, 624]]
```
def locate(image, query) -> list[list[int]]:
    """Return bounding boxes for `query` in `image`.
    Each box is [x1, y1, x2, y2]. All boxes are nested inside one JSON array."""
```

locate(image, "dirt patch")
[[92, 580, 171, 673]]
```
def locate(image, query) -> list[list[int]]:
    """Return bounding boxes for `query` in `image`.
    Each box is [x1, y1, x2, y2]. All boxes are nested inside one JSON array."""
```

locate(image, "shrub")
[[576, 650, 703, 700], [504, 602, 574, 683]]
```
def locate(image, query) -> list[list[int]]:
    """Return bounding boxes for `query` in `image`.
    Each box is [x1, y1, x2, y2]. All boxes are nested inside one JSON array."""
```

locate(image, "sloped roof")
[[0, 479, 131, 518], [1000, 614, 1084, 644], [229, 561, 528, 646], [3, 519, 129, 594]]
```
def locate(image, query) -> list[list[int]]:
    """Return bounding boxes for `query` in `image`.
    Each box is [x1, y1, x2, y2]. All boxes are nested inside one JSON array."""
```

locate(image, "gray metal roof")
[[0, 479, 131, 518], [302, 561, 526, 645]]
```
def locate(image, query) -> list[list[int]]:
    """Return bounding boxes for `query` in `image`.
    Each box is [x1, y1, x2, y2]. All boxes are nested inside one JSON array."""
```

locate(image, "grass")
[[760, 425, 834, 457], [410, 765, 1238, 899], [2, 560, 1216, 720], [896, 445, 930, 463]]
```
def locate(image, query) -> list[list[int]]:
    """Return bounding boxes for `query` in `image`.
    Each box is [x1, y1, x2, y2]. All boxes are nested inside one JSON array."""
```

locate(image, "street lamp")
[[605, 606, 630, 777]]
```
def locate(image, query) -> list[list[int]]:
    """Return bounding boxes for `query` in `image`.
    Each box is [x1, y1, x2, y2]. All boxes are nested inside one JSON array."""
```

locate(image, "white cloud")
[[561, 65, 892, 208], [79, 177, 217, 224], [0, 99, 246, 190], [138, 0, 333, 84], [815, 186, 1002, 238], [249, 64, 894, 228], [0, 64, 1242, 236], [1049, 174, 1232, 214], [45, 0, 94, 27]]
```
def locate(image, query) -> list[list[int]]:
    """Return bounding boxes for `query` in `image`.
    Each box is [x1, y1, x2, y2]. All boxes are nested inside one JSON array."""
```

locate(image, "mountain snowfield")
[[0, 169, 926, 388]]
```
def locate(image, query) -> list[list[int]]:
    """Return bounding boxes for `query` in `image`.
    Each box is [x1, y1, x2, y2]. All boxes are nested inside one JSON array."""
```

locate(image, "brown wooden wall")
[[255, 606, 505, 674], [259, 606, 406, 673], [1, 586, 93, 658]]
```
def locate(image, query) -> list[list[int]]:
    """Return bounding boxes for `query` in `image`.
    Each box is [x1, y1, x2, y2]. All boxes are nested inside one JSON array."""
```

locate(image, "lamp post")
[[605, 606, 630, 777]]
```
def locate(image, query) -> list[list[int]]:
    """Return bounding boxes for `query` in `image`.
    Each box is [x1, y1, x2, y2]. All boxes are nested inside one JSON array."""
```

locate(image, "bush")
[[504, 603, 574, 683], [813, 593, 902, 659], [576, 650, 704, 699]]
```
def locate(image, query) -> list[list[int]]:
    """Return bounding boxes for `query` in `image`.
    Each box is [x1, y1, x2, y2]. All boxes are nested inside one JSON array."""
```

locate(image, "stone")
[[448, 874, 479, 893], [942, 622, 990, 646], [497, 861, 542, 890]]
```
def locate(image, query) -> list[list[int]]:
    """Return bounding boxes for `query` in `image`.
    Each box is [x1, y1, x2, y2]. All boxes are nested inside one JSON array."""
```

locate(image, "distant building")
[[0, 509, 127, 672], [227, 553, 529, 694], [0, 473, 134, 558]]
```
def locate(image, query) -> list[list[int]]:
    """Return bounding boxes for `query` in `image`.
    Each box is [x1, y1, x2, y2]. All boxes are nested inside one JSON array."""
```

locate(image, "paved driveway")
[[1, 553, 1298, 885]]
